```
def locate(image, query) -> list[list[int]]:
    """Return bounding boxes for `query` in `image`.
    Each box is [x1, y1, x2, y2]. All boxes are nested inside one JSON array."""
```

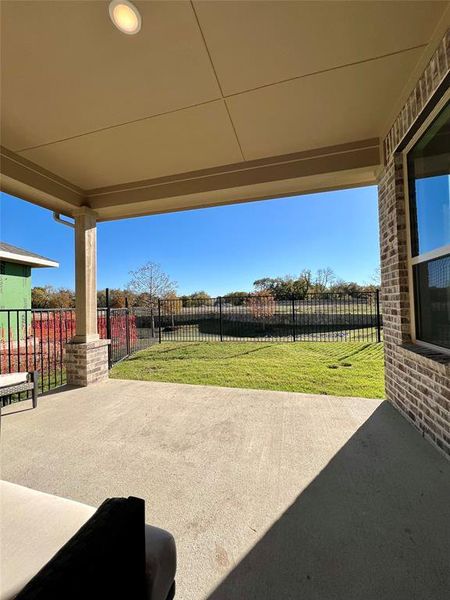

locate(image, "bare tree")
[[297, 269, 312, 297], [313, 267, 336, 293], [370, 266, 381, 287], [127, 262, 177, 336]]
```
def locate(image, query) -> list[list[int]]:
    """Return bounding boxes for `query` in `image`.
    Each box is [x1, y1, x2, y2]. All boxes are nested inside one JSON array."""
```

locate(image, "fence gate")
[[98, 290, 157, 367]]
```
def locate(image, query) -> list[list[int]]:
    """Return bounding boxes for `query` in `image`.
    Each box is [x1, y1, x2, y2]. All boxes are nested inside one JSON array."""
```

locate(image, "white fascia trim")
[[0, 250, 59, 269]]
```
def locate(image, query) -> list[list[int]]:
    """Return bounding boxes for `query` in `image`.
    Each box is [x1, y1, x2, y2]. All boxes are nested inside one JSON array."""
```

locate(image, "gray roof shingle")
[[0, 242, 58, 267]]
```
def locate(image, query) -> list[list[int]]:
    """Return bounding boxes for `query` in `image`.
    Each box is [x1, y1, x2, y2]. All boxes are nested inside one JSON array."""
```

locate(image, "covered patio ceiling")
[[1, 1, 449, 221]]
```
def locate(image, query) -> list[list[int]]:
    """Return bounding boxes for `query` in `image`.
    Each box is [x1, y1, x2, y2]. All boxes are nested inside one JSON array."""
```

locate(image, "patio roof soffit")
[[1, 139, 380, 222], [0, 146, 84, 215]]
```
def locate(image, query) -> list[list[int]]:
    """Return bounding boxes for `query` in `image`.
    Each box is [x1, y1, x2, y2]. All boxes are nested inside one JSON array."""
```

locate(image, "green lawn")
[[111, 342, 385, 398]]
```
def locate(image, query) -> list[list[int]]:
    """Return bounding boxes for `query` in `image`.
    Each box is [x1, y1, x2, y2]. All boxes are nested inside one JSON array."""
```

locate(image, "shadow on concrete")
[[206, 402, 450, 600], [40, 384, 79, 397], [0, 404, 34, 417], [1, 385, 79, 416]]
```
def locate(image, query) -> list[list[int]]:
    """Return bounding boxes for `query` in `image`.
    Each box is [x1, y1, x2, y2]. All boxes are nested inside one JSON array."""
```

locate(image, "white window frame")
[[403, 88, 450, 355]]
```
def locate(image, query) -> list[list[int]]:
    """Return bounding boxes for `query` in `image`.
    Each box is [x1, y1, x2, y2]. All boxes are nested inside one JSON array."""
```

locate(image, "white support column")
[[66, 206, 109, 386], [73, 207, 98, 342]]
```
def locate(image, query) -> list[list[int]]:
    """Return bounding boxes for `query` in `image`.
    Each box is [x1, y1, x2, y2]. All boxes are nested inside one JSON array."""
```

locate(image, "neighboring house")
[[0, 242, 59, 340]]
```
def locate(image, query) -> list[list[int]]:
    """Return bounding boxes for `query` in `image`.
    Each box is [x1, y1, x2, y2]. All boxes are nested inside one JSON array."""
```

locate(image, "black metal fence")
[[156, 291, 382, 343], [0, 291, 382, 402], [0, 305, 156, 401], [97, 304, 157, 366], [0, 308, 76, 401]]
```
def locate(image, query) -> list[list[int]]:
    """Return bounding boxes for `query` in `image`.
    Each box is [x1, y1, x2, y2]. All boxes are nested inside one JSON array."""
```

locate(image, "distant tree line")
[[251, 268, 379, 299], [32, 286, 75, 309], [32, 263, 380, 308], [32, 285, 139, 309]]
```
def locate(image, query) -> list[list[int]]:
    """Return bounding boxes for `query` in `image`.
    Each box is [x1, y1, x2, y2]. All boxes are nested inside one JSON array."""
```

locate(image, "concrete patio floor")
[[1, 379, 449, 600]]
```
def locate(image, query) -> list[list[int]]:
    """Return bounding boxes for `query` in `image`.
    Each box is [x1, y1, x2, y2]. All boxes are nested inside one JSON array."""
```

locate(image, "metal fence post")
[[376, 289, 381, 343], [125, 297, 130, 356], [291, 295, 296, 342], [105, 288, 112, 367], [158, 299, 162, 343], [219, 296, 223, 342]]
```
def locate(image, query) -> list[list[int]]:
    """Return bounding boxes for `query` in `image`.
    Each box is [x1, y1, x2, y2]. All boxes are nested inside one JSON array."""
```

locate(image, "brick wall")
[[65, 339, 110, 387], [378, 29, 450, 457], [378, 157, 450, 456]]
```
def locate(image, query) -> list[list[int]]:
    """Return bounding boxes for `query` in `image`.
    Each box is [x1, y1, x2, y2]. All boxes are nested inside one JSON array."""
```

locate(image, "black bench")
[[0, 371, 39, 408]]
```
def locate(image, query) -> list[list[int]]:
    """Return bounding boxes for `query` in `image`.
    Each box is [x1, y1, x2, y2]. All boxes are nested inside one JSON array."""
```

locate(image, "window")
[[407, 101, 450, 351]]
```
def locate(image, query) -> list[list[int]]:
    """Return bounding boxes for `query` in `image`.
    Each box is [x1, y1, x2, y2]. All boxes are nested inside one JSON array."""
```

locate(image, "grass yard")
[[111, 342, 385, 398]]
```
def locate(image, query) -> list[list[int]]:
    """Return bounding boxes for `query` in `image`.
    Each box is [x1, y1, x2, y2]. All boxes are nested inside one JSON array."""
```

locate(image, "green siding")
[[0, 261, 31, 340]]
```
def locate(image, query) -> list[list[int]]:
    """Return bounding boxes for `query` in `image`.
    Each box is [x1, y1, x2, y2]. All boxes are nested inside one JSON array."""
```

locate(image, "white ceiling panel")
[[1, 0, 220, 150], [227, 48, 423, 159], [18, 101, 243, 189], [195, 0, 447, 96]]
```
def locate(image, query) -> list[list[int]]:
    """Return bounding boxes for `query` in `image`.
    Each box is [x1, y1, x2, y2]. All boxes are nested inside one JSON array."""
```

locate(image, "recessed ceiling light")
[[109, 0, 142, 35]]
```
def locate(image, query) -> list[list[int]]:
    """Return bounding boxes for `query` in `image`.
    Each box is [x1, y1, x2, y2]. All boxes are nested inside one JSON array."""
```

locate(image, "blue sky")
[[0, 187, 379, 296]]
